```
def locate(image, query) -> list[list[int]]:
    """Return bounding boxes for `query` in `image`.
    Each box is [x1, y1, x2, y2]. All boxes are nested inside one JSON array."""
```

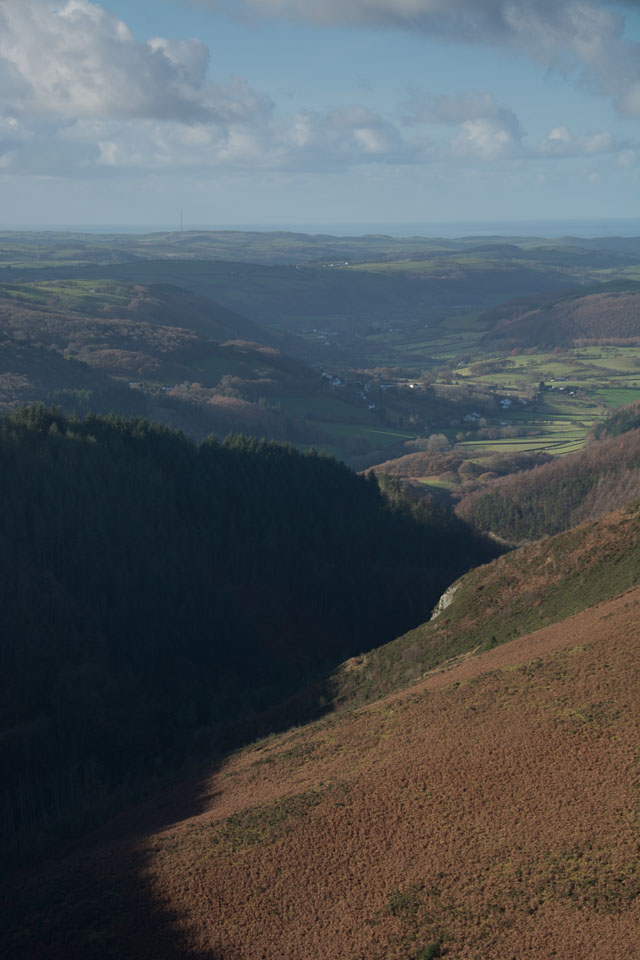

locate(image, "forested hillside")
[[0, 408, 499, 860], [591, 398, 640, 439], [0, 279, 276, 345], [456, 426, 640, 541], [0, 279, 340, 444], [480, 284, 640, 349]]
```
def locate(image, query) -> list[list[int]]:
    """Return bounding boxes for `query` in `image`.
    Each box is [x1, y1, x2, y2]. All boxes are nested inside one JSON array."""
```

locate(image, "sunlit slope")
[[0, 280, 326, 439], [0, 278, 280, 348], [330, 501, 640, 707], [480, 284, 640, 349], [6, 585, 640, 960], [158, 590, 640, 960], [456, 427, 640, 543]]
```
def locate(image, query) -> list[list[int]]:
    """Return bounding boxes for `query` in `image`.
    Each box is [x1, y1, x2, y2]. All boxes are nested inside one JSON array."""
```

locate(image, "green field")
[[0, 278, 135, 313], [592, 387, 640, 407], [371, 340, 640, 491], [457, 349, 640, 451]]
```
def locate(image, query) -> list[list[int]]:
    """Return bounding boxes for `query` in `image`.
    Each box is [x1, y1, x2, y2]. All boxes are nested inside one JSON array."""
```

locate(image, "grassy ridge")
[[2, 229, 638, 268], [0, 279, 351, 445], [328, 500, 640, 708], [0, 277, 507, 459], [0, 278, 274, 343]]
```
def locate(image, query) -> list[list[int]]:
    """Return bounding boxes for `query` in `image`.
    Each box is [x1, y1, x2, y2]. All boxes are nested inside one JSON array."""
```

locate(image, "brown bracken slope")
[[480, 289, 640, 348], [4, 585, 640, 960]]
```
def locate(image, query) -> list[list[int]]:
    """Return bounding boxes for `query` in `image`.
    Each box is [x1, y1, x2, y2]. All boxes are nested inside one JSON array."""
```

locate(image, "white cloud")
[[617, 148, 638, 167], [0, 0, 635, 180], [452, 118, 520, 159], [282, 105, 408, 165], [403, 90, 520, 131], [535, 125, 639, 168], [51, 105, 415, 174], [538, 125, 615, 156], [403, 90, 523, 159], [0, 0, 213, 121], [0, 0, 415, 174], [215, 0, 640, 116], [0, 106, 415, 178]]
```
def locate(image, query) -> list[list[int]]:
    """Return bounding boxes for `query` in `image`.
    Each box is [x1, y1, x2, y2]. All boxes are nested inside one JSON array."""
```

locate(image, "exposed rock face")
[[430, 581, 460, 620]]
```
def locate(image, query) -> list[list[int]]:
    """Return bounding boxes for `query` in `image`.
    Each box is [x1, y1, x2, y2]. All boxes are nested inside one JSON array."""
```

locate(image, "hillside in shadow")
[[5, 580, 640, 959]]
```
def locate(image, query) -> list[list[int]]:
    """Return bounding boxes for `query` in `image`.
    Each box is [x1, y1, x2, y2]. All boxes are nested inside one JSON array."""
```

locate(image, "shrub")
[[417, 942, 442, 960]]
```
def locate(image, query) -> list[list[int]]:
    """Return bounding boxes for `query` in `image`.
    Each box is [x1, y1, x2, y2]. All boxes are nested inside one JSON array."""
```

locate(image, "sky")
[[0, 0, 638, 229]]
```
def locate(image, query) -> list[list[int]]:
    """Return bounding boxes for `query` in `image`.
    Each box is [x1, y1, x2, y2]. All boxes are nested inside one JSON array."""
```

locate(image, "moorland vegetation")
[[4, 532, 640, 960], [329, 498, 640, 706]]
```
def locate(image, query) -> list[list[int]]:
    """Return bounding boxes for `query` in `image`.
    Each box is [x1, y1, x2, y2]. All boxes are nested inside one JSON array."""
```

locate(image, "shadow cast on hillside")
[[0, 681, 336, 960], [1, 775, 224, 960]]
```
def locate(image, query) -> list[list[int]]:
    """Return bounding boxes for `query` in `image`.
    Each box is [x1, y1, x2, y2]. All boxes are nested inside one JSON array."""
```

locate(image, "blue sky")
[[0, 0, 638, 228]]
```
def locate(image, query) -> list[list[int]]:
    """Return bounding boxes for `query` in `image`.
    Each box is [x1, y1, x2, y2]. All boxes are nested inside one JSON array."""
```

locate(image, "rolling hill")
[[0, 279, 339, 442], [479, 284, 640, 350], [6, 230, 638, 374], [0, 277, 531, 461], [0, 277, 284, 363], [2, 228, 638, 268], [11, 251, 587, 343], [6, 258, 494, 338], [1, 228, 500, 267]]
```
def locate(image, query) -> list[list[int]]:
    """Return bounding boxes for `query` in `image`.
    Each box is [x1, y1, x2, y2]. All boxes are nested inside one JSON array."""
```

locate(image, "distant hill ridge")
[[0, 278, 278, 346], [480, 283, 640, 348], [0, 279, 329, 441]]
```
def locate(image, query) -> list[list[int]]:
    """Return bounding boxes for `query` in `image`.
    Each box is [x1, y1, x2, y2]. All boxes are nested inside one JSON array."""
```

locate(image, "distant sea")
[[3, 218, 639, 239]]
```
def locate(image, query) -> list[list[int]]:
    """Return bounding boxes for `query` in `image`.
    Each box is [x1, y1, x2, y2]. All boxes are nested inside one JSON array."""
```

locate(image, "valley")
[[2, 226, 640, 959], [5, 0, 640, 955], [1, 232, 640, 472]]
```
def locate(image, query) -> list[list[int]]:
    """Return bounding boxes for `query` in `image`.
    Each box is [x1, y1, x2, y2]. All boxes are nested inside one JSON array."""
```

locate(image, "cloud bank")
[[0, 0, 214, 121], [215, 0, 640, 117], [0, 0, 635, 179]]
